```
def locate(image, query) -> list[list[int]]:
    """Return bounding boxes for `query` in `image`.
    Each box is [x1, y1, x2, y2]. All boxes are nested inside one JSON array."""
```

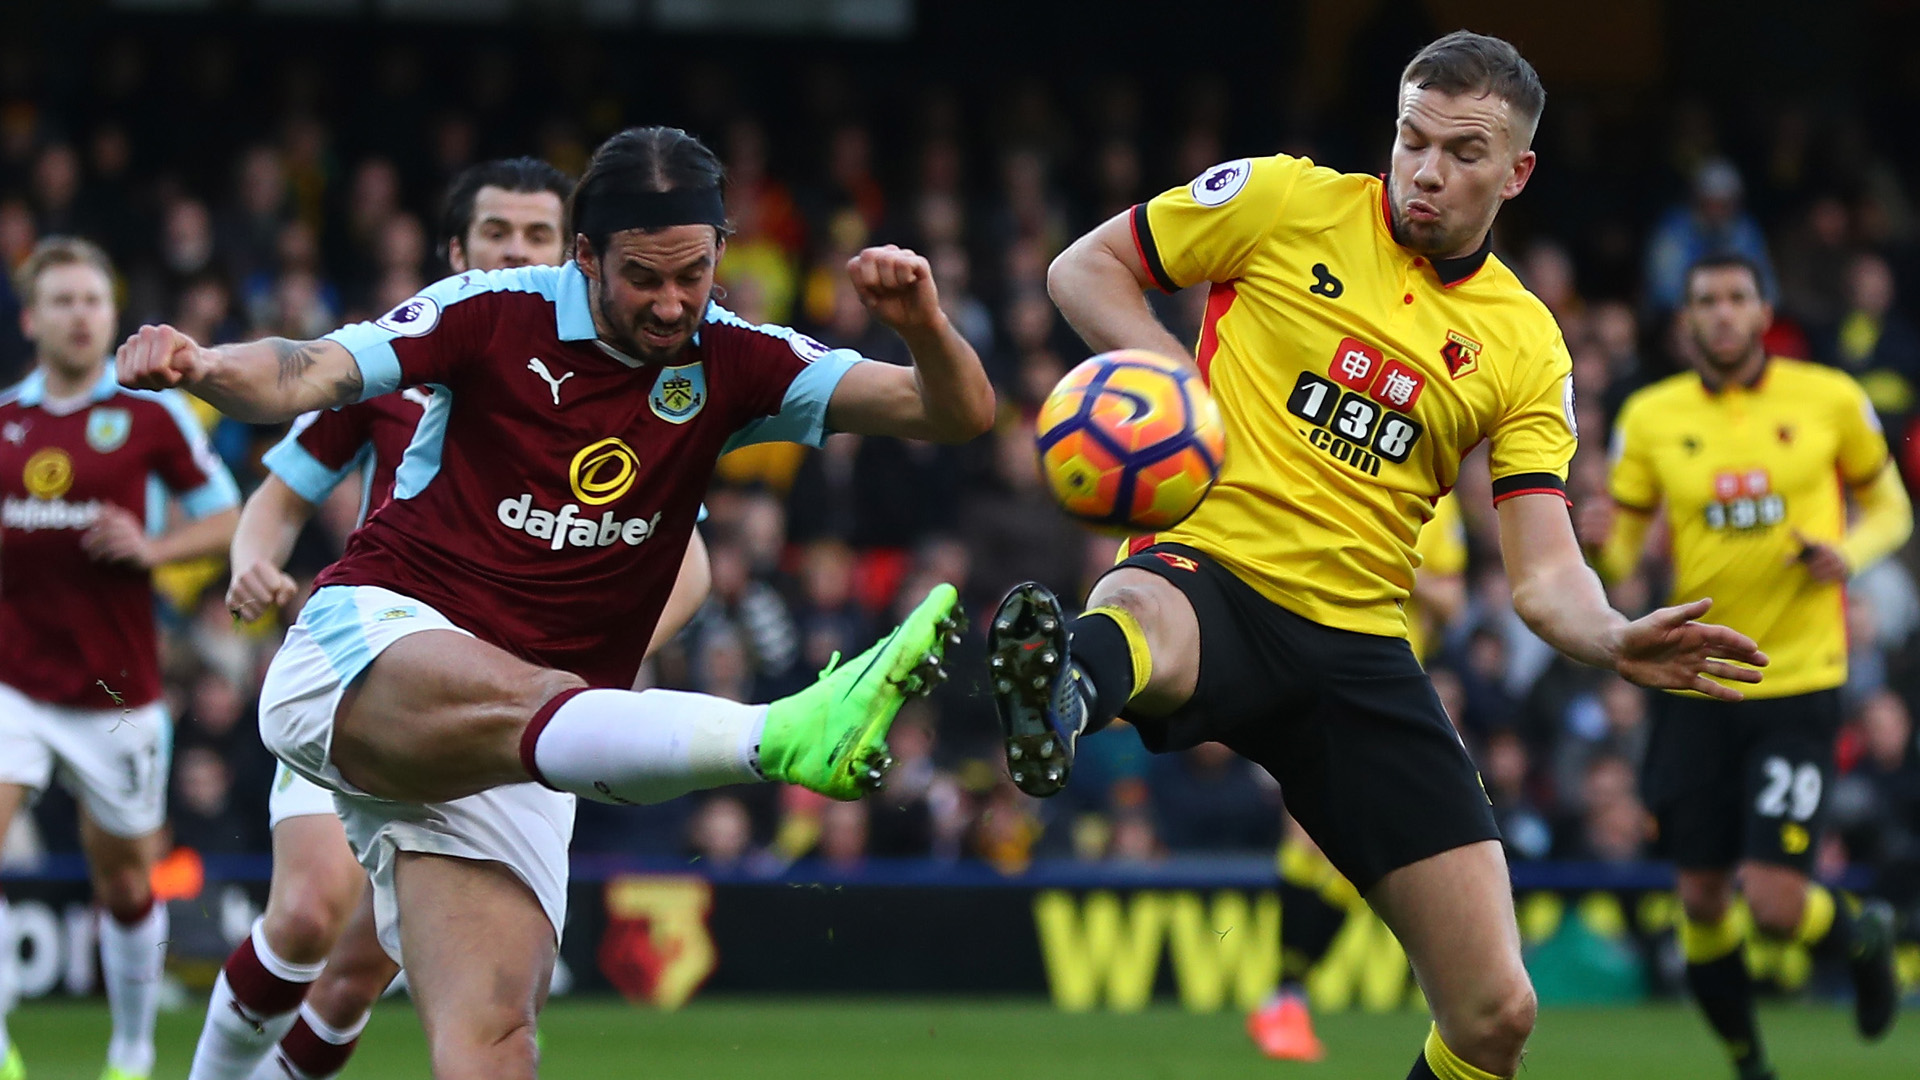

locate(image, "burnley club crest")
[[86, 407, 131, 453], [649, 363, 706, 424]]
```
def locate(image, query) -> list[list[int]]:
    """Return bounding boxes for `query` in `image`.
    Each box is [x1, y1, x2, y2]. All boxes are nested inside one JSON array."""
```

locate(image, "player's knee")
[[497, 669, 588, 758], [428, 1016, 537, 1080], [1087, 577, 1190, 658], [310, 961, 397, 1022], [1745, 888, 1803, 939], [1490, 981, 1538, 1050], [263, 900, 346, 964], [1088, 580, 1162, 627], [1676, 875, 1735, 925], [1464, 980, 1536, 1067], [94, 867, 152, 923], [520, 668, 587, 716], [303, 980, 378, 1030]]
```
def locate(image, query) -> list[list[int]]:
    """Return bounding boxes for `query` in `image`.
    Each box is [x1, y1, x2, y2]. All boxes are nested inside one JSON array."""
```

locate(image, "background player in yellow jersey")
[[994, 31, 1769, 1080], [1591, 253, 1906, 1080]]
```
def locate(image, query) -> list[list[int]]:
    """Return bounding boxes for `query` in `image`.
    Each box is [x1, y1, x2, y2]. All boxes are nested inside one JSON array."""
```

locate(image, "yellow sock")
[[1680, 908, 1748, 964], [1082, 605, 1151, 694], [1423, 1024, 1506, 1080], [1277, 836, 1358, 908], [1793, 884, 1836, 948]]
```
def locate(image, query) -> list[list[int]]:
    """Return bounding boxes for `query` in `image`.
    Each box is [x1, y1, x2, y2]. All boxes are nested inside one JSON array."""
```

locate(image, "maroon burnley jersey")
[[315, 265, 864, 687], [0, 368, 240, 707], [261, 388, 430, 520]]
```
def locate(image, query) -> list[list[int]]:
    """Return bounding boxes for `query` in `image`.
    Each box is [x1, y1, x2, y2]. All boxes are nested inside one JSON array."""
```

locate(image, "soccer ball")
[[1035, 349, 1225, 534]]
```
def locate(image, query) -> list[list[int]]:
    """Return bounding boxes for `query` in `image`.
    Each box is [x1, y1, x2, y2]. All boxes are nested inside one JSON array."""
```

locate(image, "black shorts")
[[1641, 688, 1841, 874], [1109, 542, 1497, 893]]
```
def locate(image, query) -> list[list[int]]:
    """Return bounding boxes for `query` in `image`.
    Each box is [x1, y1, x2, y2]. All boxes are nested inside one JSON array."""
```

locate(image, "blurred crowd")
[[0, 28, 1915, 929]]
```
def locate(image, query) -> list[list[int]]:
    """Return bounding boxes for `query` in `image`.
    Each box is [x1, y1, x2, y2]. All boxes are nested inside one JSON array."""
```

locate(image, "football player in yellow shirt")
[[1592, 253, 1906, 1079], [993, 31, 1767, 1080]]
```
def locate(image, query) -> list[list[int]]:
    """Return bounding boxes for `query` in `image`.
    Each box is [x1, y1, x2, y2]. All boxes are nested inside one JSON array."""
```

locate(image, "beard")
[[1690, 325, 1763, 373], [1389, 200, 1470, 257], [595, 281, 713, 366]]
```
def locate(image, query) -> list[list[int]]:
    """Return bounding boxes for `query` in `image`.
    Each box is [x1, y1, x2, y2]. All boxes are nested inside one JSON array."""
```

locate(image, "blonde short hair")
[[13, 236, 115, 308]]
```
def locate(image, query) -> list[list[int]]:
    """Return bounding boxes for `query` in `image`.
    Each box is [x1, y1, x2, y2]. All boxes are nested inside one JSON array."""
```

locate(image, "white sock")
[[189, 919, 324, 1080], [253, 1001, 371, 1080], [529, 688, 766, 804], [0, 896, 13, 1059], [99, 901, 168, 1076]]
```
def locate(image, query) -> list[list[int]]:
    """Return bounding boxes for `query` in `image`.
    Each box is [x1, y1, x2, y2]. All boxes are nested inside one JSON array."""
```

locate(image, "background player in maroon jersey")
[[119, 127, 994, 1079], [0, 238, 240, 1080], [189, 157, 717, 1080]]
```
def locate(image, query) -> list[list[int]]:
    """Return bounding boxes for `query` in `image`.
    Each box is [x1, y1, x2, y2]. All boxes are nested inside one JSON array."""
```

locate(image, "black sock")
[[1279, 877, 1345, 989], [1068, 612, 1136, 736], [1685, 950, 1769, 1077]]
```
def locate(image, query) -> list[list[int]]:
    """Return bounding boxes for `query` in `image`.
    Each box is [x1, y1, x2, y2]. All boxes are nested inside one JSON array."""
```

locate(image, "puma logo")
[[527, 358, 574, 406]]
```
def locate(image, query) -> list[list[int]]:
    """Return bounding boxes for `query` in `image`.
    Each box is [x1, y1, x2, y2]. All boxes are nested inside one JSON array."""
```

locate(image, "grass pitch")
[[5, 998, 1916, 1078]]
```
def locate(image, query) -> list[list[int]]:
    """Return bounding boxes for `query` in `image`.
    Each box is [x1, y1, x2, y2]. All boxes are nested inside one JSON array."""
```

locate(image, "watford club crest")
[[597, 875, 717, 1010], [1440, 330, 1483, 379], [649, 363, 707, 424]]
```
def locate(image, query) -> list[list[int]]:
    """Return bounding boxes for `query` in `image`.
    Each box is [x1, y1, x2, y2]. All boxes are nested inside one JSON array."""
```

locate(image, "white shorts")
[[0, 680, 169, 838], [267, 761, 340, 828], [258, 584, 577, 964]]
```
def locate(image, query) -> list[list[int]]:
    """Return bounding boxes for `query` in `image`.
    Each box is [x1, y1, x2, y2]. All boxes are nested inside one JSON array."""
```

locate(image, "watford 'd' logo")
[[1440, 330, 1483, 379]]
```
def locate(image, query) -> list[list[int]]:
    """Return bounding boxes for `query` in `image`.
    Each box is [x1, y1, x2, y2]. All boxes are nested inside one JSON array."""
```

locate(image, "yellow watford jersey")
[[1126, 154, 1576, 638], [1610, 360, 1891, 698]]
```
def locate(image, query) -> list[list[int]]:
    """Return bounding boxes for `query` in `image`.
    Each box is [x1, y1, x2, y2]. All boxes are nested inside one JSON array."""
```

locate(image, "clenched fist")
[[227, 561, 300, 624], [847, 246, 945, 335], [117, 324, 208, 391]]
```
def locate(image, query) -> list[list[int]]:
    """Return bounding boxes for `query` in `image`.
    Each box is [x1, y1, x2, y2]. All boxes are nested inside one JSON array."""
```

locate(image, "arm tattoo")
[[271, 338, 323, 387], [268, 337, 361, 405]]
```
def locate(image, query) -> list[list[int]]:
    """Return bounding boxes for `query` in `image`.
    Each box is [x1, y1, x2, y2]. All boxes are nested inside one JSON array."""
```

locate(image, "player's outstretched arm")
[[827, 245, 995, 443], [1047, 211, 1193, 362], [226, 474, 316, 623], [1498, 491, 1769, 701], [116, 324, 362, 424]]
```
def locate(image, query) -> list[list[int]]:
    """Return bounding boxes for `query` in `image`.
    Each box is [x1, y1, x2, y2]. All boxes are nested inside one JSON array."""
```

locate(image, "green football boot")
[[760, 583, 963, 800], [98, 1066, 144, 1080], [1, 1045, 21, 1080], [1850, 898, 1900, 1041]]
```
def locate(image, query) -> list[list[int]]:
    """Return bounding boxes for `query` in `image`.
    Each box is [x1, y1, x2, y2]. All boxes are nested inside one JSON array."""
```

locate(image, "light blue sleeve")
[[325, 323, 402, 402], [261, 426, 370, 505], [721, 350, 864, 453]]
